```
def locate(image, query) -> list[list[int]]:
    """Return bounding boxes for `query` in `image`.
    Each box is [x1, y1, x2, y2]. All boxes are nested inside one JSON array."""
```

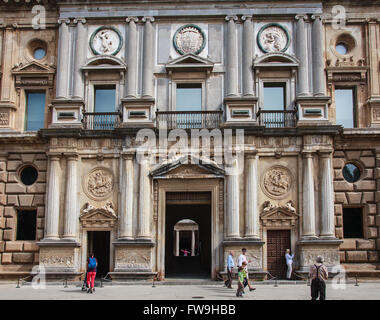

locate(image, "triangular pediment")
[[12, 61, 55, 74], [260, 201, 299, 227], [80, 202, 117, 221], [150, 155, 224, 178], [165, 53, 214, 72], [261, 207, 298, 220]]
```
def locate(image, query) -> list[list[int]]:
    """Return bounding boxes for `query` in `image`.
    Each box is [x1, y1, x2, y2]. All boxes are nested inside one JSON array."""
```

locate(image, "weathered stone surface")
[[363, 192, 375, 203], [354, 180, 376, 190], [334, 181, 353, 191], [37, 218, 44, 229], [335, 215, 342, 227], [0, 183, 4, 194], [361, 150, 374, 157], [18, 195, 34, 207], [335, 193, 347, 204], [333, 151, 345, 158], [339, 251, 345, 262], [7, 195, 18, 206], [367, 215, 375, 226], [0, 162, 6, 171], [333, 158, 344, 169], [12, 253, 34, 264], [20, 154, 35, 163], [0, 206, 3, 216], [36, 229, 44, 240], [37, 206, 45, 218], [3, 207, 14, 218], [0, 195, 6, 205], [36, 172, 46, 183], [368, 204, 377, 214], [23, 242, 39, 252], [32, 195, 45, 206], [356, 239, 376, 250], [34, 253, 39, 264], [0, 172, 6, 183], [0, 241, 5, 252], [361, 157, 375, 168], [363, 169, 374, 179], [33, 161, 47, 171], [368, 251, 378, 262], [334, 204, 342, 215], [376, 239, 380, 250], [375, 168, 380, 179], [3, 230, 14, 241], [335, 228, 343, 238], [7, 161, 22, 171], [340, 239, 356, 250], [346, 251, 368, 262], [26, 183, 45, 194], [375, 215, 380, 227], [5, 218, 14, 229], [0, 217, 5, 229], [367, 227, 378, 239], [5, 183, 26, 194], [346, 192, 362, 204], [334, 169, 343, 180], [7, 172, 18, 183], [1, 253, 12, 264], [346, 151, 361, 160], [5, 242, 23, 252]]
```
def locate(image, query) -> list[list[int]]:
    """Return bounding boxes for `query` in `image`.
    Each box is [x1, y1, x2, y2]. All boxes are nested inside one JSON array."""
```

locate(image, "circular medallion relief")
[[261, 165, 293, 199], [90, 26, 123, 56], [257, 23, 290, 53], [173, 24, 206, 55], [84, 167, 114, 200]]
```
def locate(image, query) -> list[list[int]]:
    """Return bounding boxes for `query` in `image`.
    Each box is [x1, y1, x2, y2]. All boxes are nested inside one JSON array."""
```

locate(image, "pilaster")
[[125, 17, 139, 98], [225, 15, 238, 97], [72, 18, 87, 99]]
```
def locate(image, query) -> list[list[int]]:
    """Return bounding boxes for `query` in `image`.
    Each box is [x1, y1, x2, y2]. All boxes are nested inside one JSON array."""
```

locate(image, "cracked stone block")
[[346, 151, 361, 160], [5, 183, 26, 194], [5, 241, 23, 252], [339, 251, 346, 262], [6, 161, 22, 171], [360, 157, 375, 168], [26, 183, 45, 194], [335, 193, 348, 204], [12, 253, 34, 264], [340, 239, 357, 250], [346, 251, 368, 262], [367, 227, 378, 239], [356, 239, 376, 250], [1, 253, 12, 264], [7, 195, 19, 206], [354, 180, 376, 190], [346, 192, 362, 204], [18, 195, 34, 207], [334, 181, 353, 191], [333, 158, 345, 169]]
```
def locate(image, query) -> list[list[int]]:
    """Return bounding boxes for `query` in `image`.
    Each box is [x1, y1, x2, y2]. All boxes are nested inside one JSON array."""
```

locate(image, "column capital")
[[58, 18, 71, 25], [142, 16, 155, 23], [126, 16, 139, 23], [47, 152, 62, 160], [245, 150, 258, 159], [302, 151, 314, 158], [225, 15, 238, 22], [318, 149, 333, 157], [241, 15, 253, 22], [295, 14, 308, 21], [64, 153, 79, 161], [122, 152, 135, 160], [311, 14, 323, 21], [73, 18, 86, 24]]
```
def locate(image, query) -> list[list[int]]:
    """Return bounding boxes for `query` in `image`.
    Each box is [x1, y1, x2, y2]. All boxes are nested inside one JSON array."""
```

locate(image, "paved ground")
[[0, 281, 379, 300]]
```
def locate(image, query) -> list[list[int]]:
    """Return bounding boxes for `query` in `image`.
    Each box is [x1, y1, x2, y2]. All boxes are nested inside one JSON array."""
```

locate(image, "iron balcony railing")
[[156, 110, 223, 129], [256, 109, 298, 128], [82, 112, 121, 130]]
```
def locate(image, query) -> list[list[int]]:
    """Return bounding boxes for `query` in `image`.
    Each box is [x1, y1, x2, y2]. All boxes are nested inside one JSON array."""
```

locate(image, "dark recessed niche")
[[342, 163, 361, 183], [19, 165, 38, 186]]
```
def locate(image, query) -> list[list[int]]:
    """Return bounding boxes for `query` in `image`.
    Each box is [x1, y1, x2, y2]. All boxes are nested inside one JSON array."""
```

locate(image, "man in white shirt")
[[237, 248, 255, 292]]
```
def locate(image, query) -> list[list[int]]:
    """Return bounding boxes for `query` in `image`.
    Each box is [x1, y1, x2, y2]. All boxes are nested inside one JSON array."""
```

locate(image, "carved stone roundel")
[[84, 167, 114, 200], [257, 23, 290, 53], [261, 165, 292, 199], [173, 24, 206, 55], [90, 26, 123, 56]]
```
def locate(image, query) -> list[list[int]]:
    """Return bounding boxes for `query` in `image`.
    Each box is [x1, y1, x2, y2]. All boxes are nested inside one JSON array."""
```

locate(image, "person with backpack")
[[87, 253, 97, 293], [308, 256, 328, 300]]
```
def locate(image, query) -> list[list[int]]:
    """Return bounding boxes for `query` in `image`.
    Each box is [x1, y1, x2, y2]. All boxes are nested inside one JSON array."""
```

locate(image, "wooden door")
[[267, 230, 291, 279]]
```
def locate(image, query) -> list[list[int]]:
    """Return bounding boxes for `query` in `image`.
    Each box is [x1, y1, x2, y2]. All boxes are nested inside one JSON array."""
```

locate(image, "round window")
[[33, 48, 46, 60], [342, 163, 360, 183], [19, 166, 38, 186], [335, 43, 348, 55]]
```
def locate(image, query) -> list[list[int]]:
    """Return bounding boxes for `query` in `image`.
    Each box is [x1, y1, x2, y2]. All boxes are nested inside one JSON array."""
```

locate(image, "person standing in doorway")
[[237, 248, 255, 292], [308, 256, 328, 300], [285, 249, 294, 280], [87, 253, 97, 293], [224, 251, 235, 288], [181, 248, 190, 256]]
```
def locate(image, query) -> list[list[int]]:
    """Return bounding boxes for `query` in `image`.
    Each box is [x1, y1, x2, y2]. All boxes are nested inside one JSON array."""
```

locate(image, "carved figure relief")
[[84, 168, 114, 200], [116, 250, 151, 269], [173, 24, 206, 55], [257, 23, 290, 53], [80, 201, 117, 228], [90, 26, 123, 56], [261, 166, 292, 199], [40, 255, 74, 267], [260, 200, 299, 227]]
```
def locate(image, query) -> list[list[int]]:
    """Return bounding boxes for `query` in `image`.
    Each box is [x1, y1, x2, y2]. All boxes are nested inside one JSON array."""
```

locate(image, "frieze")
[[261, 166, 293, 199], [115, 249, 151, 270], [40, 255, 74, 267], [83, 167, 114, 200]]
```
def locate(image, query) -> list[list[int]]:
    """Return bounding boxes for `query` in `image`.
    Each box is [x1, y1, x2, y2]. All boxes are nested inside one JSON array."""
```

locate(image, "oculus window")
[[16, 210, 37, 241], [335, 88, 355, 128], [342, 163, 360, 183], [263, 83, 286, 110], [343, 207, 363, 238], [19, 166, 38, 186], [25, 92, 46, 131]]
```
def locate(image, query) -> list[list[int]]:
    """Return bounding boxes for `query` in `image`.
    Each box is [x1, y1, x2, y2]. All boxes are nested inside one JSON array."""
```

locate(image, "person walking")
[[236, 266, 244, 297], [308, 256, 328, 300], [86, 253, 97, 294], [237, 248, 255, 292], [285, 249, 294, 280], [224, 251, 234, 288]]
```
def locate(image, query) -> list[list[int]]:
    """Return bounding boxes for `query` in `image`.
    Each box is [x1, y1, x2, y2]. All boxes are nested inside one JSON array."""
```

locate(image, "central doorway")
[[165, 192, 211, 277], [87, 231, 110, 278], [267, 230, 291, 279]]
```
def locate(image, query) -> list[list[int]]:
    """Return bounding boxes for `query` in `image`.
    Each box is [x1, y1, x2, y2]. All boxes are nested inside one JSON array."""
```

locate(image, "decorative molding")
[[126, 17, 139, 23], [257, 23, 290, 54], [83, 167, 114, 201], [260, 200, 299, 227], [260, 165, 293, 199], [89, 26, 123, 56], [80, 201, 117, 228], [142, 16, 155, 23], [173, 24, 206, 56]]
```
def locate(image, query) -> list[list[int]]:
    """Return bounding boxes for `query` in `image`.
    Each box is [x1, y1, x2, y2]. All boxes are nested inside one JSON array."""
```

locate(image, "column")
[[226, 158, 240, 238], [245, 153, 260, 238], [302, 152, 316, 238], [175, 230, 179, 256], [72, 18, 87, 99], [0, 26, 14, 101], [242, 15, 254, 96], [311, 15, 325, 96], [56, 19, 71, 99], [320, 152, 335, 237], [63, 154, 78, 239], [142, 17, 155, 98], [368, 20, 380, 96], [126, 17, 139, 98], [295, 15, 309, 96], [119, 154, 134, 239], [191, 231, 195, 256], [44, 155, 61, 240], [225, 16, 238, 96], [137, 159, 151, 239]]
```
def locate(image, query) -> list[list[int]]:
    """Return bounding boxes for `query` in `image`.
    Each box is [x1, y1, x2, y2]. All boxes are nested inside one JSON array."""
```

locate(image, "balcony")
[[156, 111, 223, 129], [256, 109, 298, 128], [82, 112, 121, 130]]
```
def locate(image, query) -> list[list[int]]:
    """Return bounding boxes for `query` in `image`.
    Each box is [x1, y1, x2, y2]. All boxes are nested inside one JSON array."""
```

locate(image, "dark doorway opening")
[[165, 198, 211, 278], [87, 231, 110, 278], [267, 230, 291, 279], [343, 207, 363, 238]]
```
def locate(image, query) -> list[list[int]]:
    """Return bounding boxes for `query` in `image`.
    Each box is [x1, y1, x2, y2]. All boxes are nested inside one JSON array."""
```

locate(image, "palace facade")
[[0, 0, 380, 280]]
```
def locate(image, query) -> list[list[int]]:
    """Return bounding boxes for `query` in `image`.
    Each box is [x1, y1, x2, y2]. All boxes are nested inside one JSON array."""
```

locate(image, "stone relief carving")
[[0, 111, 10, 126], [84, 167, 114, 200], [116, 250, 151, 269], [90, 26, 123, 56], [173, 24, 206, 55], [261, 166, 292, 199], [224, 250, 262, 270], [80, 201, 117, 227], [372, 108, 380, 122], [280, 200, 296, 213], [40, 255, 74, 267], [257, 24, 290, 53], [299, 250, 339, 266], [260, 200, 299, 227]]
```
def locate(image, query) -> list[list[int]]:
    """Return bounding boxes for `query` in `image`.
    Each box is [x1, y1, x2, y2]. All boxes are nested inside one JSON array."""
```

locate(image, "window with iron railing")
[[25, 91, 46, 131]]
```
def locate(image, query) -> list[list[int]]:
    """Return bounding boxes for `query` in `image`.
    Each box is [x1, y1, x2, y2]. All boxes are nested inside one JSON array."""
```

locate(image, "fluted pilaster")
[[63, 154, 78, 239], [126, 17, 139, 98]]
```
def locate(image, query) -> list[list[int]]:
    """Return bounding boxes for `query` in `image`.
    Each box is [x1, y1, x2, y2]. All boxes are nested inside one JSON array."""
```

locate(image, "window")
[[94, 85, 116, 112], [335, 88, 355, 128], [342, 163, 361, 183], [335, 43, 348, 55], [176, 83, 202, 111], [263, 83, 286, 110], [19, 166, 38, 186], [16, 210, 37, 241], [25, 92, 46, 131], [33, 48, 46, 60], [343, 207, 363, 238]]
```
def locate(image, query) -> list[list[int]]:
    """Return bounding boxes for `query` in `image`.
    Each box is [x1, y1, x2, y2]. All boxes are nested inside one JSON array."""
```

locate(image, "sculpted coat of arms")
[[257, 23, 290, 53], [261, 166, 292, 199], [173, 24, 206, 55], [84, 168, 114, 200], [90, 26, 123, 56]]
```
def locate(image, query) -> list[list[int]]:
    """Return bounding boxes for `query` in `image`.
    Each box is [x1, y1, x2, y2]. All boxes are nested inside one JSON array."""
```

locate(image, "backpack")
[[88, 257, 96, 269]]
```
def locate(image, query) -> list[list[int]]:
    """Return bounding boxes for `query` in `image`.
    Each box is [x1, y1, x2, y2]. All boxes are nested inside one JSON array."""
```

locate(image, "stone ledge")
[[297, 238, 343, 245], [223, 239, 265, 246], [37, 239, 81, 247], [112, 239, 155, 247], [108, 271, 157, 281]]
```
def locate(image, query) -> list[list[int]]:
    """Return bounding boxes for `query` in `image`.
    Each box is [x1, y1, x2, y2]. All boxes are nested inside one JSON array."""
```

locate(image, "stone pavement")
[[0, 281, 379, 300]]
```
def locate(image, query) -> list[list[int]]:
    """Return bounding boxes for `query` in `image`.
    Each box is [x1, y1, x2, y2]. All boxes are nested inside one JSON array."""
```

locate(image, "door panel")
[[267, 230, 291, 279]]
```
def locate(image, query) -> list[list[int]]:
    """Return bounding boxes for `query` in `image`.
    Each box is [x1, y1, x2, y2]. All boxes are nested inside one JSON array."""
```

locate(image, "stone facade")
[[0, 0, 379, 280]]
